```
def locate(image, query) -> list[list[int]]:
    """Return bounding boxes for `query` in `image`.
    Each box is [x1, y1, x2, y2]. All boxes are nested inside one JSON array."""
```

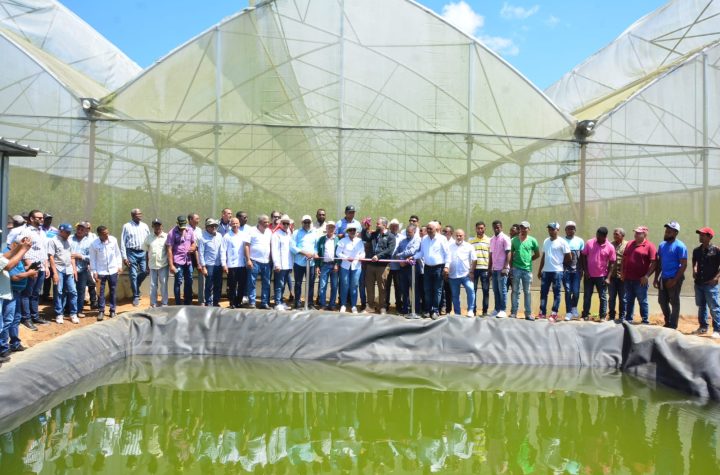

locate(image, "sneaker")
[[691, 327, 709, 335], [496, 311, 507, 319], [525, 315, 535, 321], [351, 306, 358, 314], [490, 310, 498, 317], [275, 304, 288, 311], [132, 297, 140, 307], [422, 312, 430, 318], [21, 320, 38, 331], [712, 332, 720, 339], [548, 315, 556, 323], [77, 312, 86, 318], [339, 305, 347, 313], [97, 312, 105, 322], [509, 314, 517, 319], [11, 345, 27, 352], [466, 311, 475, 318], [242, 296, 249, 305], [109, 311, 116, 319], [571, 307, 579, 317], [32, 318, 49, 325], [405, 313, 421, 320], [380, 308, 387, 315], [565, 313, 574, 321], [641, 321, 650, 325], [70, 314, 79, 324], [537, 314, 546, 320], [55, 316, 64, 324], [431, 312, 439, 320], [259, 304, 271, 310]]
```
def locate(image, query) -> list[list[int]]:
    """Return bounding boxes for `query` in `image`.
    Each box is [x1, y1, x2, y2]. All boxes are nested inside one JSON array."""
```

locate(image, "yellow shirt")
[[143, 232, 168, 270], [468, 235, 491, 270]]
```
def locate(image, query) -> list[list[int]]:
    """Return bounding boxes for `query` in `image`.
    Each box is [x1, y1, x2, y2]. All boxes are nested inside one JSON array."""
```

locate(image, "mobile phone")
[[28, 261, 41, 270]]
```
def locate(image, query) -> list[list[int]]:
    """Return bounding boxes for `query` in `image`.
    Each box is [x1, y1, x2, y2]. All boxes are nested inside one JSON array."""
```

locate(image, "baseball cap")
[[664, 221, 680, 232], [565, 220, 577, 228], [520, 221, 531, 228], [177, 216, 188, 228], [76, 221, 90, 229], [634, 226, 649, 234], [301, 214, 312, 223], [280, 214, 291, 223], [58, 223, 73, 232], [345, 205, 356, 212], [346, 223, 358, 231], [696, 227, 715, 237], [43, 212, 53, 219], [205, 218, 219, 227], [326, 220, 336, 227], [11, 215, 24, 226], [546, 222, 560, 230], [152, 218, 162, 225]]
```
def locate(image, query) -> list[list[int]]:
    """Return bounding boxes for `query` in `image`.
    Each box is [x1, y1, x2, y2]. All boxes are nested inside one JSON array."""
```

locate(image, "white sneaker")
[[466, 311, 475, 318], [490, 310, 498, 317], [70, 314, 79, 324], [339, 305, 347, 313], [496, 311, 507, 319], [55, 316, 64, 324], [571, 307, 579, 317], [565, 313, 573, 321], [380, 308, 387, 315], [275, 304, 287, 311], [351, 306, 359, 314], [712, 332, 720, 339], [242, 296, 249, 304]]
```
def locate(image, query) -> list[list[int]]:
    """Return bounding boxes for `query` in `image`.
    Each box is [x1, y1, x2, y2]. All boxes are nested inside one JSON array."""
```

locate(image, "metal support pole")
[[0, 153, 8, 238], [579, 143, 587, 233], [212, 27, 222, 218], [702, 53, 710, 225], [84, 119, 96, 220], [409, 262, 417, 318], [305, 259, 311, 311]]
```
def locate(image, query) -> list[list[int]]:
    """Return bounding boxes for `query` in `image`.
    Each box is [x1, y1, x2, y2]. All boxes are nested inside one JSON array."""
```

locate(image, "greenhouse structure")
[[1, 0, 719, 237]]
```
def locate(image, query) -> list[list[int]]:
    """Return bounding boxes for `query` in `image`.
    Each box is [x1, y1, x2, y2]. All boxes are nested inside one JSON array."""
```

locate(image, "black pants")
[[227, 267, 248, 307]]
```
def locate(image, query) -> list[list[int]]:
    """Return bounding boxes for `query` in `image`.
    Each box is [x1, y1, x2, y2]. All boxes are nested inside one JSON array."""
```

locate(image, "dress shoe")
[[21, 320, 38, 331]]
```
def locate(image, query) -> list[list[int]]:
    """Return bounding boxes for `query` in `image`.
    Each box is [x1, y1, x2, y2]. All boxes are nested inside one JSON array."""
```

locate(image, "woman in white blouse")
[[336, 224, 366, 313]]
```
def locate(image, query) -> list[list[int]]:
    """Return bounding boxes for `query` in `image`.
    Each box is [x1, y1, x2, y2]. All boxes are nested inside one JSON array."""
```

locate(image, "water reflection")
[[1, 364, 719, 474]]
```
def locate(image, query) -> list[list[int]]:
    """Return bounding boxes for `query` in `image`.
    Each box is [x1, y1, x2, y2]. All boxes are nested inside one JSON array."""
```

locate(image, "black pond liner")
[[1, 306, 719, 431]]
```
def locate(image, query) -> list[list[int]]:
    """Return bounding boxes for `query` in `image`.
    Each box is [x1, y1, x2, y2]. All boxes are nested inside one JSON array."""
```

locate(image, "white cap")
[[565, 220, 577, 228], [301, 215, 312, 222], [280, 214, 291, 223], [389, 218, 400, 226]]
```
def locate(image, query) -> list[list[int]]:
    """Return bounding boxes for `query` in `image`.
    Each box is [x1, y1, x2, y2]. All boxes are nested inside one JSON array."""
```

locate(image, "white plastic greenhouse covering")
[[1, 0, 719, 239]]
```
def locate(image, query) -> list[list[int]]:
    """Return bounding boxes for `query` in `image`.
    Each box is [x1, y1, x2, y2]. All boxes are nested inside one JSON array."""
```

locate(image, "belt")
[[425, 263, 445, 269]]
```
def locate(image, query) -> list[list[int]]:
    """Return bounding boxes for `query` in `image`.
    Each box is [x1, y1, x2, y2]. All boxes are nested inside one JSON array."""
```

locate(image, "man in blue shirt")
[[653, 221, 688, 329], [291, 215, 319, 309]]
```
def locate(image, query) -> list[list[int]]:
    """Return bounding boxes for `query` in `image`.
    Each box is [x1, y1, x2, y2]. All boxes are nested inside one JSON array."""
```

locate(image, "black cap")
[[152, 218, 162, 225], [43, 212, 52, 219], [596, 226, 609, 236], [345, 205, 356, 212]]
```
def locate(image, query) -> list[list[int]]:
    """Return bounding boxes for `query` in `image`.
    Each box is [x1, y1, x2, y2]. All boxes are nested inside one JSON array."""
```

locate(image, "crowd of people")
[[1, 204, 719, 367]]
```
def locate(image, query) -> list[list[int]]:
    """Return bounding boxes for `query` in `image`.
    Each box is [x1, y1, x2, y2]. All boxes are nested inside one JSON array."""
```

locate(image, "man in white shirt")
[[537, 222, 571, 322], [143, 219, 168, 308], [120, 209, 150, 307], [413, 221, 450, 319], [222, 217, 249, 308], [448, 229, 476, 317], [89, 226, 123, 321], [48, 223, 78, 324], [271, 215, 293, 310], [245, 214, 272, 309], [21, 210, 50, 328]]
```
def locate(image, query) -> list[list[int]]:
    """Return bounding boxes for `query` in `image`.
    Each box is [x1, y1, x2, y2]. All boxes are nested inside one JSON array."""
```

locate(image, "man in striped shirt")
[[120, 209, 150, 306], [468, 221, 491, 316]]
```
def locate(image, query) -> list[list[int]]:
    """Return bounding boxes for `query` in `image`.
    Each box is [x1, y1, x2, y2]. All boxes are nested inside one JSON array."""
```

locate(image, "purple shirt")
[[489, 232, 512, 270], [166, 226, 195, 265]]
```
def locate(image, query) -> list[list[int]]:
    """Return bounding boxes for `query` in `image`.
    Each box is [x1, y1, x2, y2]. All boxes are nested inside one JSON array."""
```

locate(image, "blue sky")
[[61, 0, 667, 90]]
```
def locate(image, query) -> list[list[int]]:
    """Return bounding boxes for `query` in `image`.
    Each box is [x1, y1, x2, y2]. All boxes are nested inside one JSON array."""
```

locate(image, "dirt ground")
[[13, 294, 719, 353]]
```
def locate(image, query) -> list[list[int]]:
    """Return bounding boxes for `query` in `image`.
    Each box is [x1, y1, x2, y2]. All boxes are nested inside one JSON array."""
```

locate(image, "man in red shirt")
[[621, 226, 657, 324]]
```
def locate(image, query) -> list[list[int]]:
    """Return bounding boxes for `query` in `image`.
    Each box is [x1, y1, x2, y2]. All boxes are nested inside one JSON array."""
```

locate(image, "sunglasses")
[[281, 222, 290, 225]]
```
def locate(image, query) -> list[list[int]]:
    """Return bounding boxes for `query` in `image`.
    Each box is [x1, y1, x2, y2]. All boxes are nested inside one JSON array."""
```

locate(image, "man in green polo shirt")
[[509, 221, 540, 320]]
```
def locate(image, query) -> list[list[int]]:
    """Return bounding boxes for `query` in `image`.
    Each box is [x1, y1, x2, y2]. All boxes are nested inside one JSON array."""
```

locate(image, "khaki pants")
[[365, 264, 389, 311]]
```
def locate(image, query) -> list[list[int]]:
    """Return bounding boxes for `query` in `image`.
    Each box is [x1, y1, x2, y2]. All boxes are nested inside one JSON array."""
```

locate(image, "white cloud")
[[500, 2, 540, 20], [480, 35, 520, 56], [441, 1, 519, 57], [441, 1, 484, 37], [546, 15, 560, 28]]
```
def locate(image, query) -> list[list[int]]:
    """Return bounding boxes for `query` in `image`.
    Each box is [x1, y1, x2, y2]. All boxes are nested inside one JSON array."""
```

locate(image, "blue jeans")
[[23, 270, 45, 320], [624, 279, 649, 323], [126, 248, 148, 299], [274, 269, 292, 305], [449, 276, 475, 315], [608, 276, 626, 320], [472, 269, 490, 314], [491, 270, 508, 312], [247, 260, 271, 306], [399, 265, 413, 314], [54, 272, 78, 316], [203, 265, 222, 306], [583, 276, 608, 319], [149, 267, 169, 306], [695, 283, 720, 331], [423, 265, 444, 314], [339, 267, 361, 308], [173, 263, 194, 305], [511, 268, 533, 316], [563, 270, 581, 312], [539, 271, 563, 315], [293, 263, 315, 307], [97, 273, 118, 313], [0, 290, 23, 352], [318, 263, 338, 308]]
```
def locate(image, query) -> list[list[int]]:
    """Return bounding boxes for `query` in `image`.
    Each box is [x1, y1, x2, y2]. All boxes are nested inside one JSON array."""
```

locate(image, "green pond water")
[[1, 357, 719, 474]]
